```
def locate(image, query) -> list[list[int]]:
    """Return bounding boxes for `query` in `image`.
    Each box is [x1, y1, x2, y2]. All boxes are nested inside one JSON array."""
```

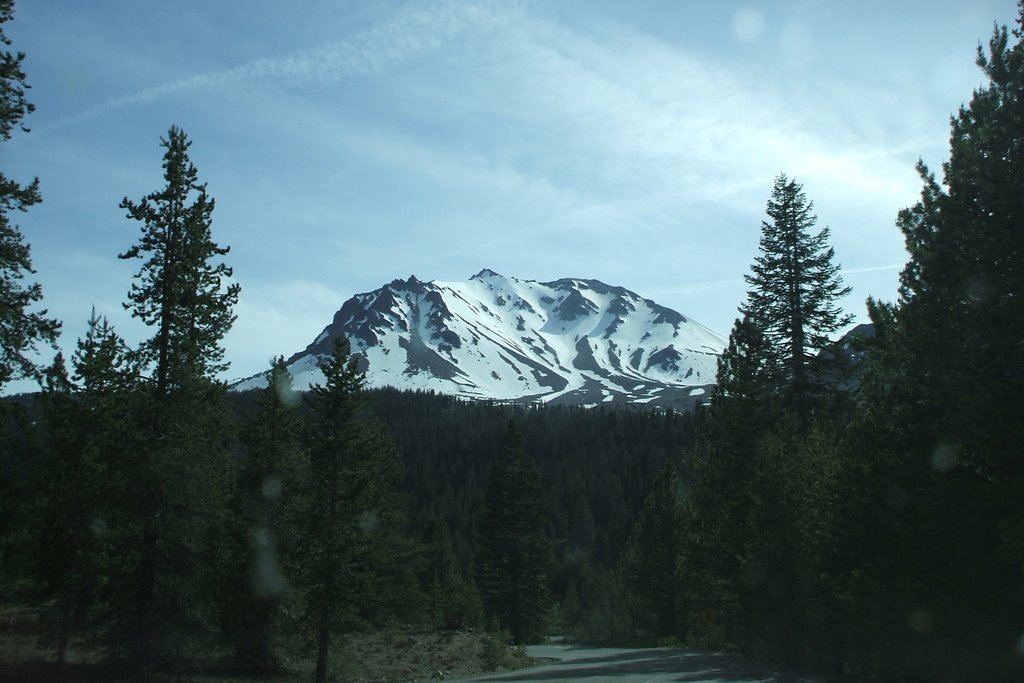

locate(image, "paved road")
[[455, 644, 817, 682]]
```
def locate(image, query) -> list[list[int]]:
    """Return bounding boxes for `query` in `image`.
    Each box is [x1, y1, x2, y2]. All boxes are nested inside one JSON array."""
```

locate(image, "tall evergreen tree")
[[0, 0, 59, 389], [621, 461, 687, 641], [420, 515, 483, 631], [741, 174, 852, 419], [114, 126, 239, 668], [298, 337, 413, 683], [840, 6, 1024, 678], [739, 420, 841, 670], [475, 420, 550, 644], [221, 356, 302, 670], [30, 313, 138, 667], [892, 5, 1024, 481], [685, 316, 775, 625], [683, 177, 852, 663], [119, 125, 239, 397]]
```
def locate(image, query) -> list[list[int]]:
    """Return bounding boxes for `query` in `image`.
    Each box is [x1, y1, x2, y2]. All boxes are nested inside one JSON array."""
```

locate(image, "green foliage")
[[831, 7, 1024, 679], [479, 625, 529, 670], [672, 7, 1024, 680], [220, 356, 303, 670], [741, 421, 843, 669], [741, 174, 852, 417], [420, 515, 484, 631], [563, 565, 633, 644], [119, 125, 239, 396], [475, 421, 550, 644], [681, 174, 854, 669], [683, 176, 854, 658], [296, 337, 419, 683], [0, 0, 59, 389], [621, 461, 687, 642], [369, 389, 697, 576], [27, 314, 139, 666], [109, 126, 240, 668]]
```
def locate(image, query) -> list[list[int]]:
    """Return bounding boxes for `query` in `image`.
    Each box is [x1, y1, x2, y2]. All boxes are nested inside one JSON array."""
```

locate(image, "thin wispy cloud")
[[54, 0, 514, 128], [8, 0, 1002, 390], [425, 7, 923, 218]]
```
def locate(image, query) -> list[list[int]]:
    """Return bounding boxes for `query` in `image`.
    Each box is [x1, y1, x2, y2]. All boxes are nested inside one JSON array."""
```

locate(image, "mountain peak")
[[470, 268, 504, 281], [236, 271, 726, 408]]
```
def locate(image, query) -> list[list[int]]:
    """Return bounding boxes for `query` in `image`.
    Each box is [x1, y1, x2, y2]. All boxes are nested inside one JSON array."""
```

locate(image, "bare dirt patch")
[[342, 630, 532, 681]]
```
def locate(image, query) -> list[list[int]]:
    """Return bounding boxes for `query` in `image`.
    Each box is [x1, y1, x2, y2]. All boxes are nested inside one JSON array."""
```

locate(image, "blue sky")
[[3, 0, 1017, 391]]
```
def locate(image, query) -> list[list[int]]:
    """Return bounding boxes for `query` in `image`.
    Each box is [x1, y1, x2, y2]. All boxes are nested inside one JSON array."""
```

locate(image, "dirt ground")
[[0, 604, 532, 682], [343, 630, 531, 681]]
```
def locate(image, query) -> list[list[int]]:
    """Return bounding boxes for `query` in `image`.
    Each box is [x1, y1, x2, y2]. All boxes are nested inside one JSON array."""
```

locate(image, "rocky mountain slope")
[[235, 270, 727, 408]]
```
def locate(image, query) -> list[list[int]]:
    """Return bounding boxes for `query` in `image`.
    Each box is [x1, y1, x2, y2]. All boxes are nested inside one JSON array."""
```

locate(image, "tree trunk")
[[56, 608, 71, 669], [132, 491, 159, 670], [315, 608, 330, 683]]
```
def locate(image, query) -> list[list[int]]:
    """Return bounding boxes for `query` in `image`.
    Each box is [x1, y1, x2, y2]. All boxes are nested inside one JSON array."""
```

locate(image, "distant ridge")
[[234, 270, 726, 408]]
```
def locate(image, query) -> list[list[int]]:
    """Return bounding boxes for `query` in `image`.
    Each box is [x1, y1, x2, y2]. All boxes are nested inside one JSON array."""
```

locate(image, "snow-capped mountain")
[[235, 270, 726, 408]]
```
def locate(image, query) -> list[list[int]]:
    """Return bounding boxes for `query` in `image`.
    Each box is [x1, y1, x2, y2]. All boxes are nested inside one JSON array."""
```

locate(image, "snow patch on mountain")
[[234, 270, 726, 408]]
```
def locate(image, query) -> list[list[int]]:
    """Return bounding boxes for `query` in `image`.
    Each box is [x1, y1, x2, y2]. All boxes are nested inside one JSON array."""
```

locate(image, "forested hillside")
[[2, 1, 1024, 681], [366, 388, 696, 572], [622, 12, 1024, 681]]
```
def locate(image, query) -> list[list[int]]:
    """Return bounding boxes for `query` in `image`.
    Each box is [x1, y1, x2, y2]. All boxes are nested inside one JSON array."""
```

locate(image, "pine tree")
[[683, 317, 775, 647], [740, 420, 842, 669], [298, 337, 413, 683], [621, 461, 687, 641], [119, 125, 239, 397], [0, 0, 59, 389], [741, 174, 852, 419], [221, 357, 302, 670], [31, 355, 89, 667], [475, 420, 550, 644], [840, 6, 1024, 678], [114, 126, 239, 668], [420, 515, 483, 630], [893, 6, 1024, 480], [683, 177, 852, 660], [30, 313, 138, 667]]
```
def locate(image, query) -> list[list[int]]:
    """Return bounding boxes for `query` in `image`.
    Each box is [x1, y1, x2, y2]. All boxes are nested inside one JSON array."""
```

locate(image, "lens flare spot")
[[733, 7, 765, 44], [931, 443, 956, 472], [359, 511, 381, 535], [262, 475, 282, 500], [275, 377, 300, 407]]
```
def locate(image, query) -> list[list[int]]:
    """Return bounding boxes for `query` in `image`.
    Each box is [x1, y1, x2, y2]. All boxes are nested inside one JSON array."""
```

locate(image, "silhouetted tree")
[[621, 461, 687, 641], [115, 126, 239, 668], [297, 337, 414, 683], [0, 0, 59, 389], [838, 6, 1024, 678], [30, 313, 138, 667], [741, 174, 852, 421], [475, 420, 549, 643], [221, 357, 303, 670]]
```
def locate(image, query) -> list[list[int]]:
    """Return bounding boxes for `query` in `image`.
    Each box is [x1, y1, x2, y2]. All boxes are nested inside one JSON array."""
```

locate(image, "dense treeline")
[[614, 8, 1024, 681], [2, 0, 1024, 681], [365, 387, 696, 571], [231, 385, 699, 642], [372, 387, 698, 643]]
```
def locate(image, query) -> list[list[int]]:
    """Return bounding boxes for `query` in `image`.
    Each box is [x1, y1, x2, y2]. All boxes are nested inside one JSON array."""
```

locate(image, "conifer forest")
[[2, 1, 1024, 681]]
